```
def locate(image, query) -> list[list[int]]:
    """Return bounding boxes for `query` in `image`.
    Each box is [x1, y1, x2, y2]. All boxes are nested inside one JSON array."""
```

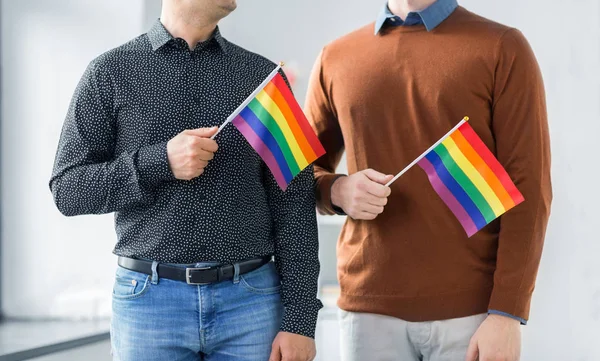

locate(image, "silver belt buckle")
[[185, 267, 212, 285]]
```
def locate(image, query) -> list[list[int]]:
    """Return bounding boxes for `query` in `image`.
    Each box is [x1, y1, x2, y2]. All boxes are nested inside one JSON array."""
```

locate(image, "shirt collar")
[[374, 0, 458, 35], [147, 20, 229, 54]]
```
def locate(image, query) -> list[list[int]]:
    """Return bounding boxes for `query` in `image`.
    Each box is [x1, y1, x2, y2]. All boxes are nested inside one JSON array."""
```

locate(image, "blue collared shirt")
[[374, 0, 458, 34], [373, 0, 528, 326]]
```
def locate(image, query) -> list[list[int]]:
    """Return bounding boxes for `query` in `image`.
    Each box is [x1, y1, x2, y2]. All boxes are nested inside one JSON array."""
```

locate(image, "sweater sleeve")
[[487, 28, 552, 321], [304, 48, 347, 215]]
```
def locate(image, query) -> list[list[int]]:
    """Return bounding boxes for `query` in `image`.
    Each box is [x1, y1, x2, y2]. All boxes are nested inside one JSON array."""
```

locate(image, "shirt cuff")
[[280, 300, 323, 339], [488, 309, 528, 325], [135, 141, 175, 190]]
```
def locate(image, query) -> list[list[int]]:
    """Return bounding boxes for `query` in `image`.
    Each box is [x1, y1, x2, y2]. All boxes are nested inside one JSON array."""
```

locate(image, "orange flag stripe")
[[263, 81, 317, 161], [450, 130, 515, 210]]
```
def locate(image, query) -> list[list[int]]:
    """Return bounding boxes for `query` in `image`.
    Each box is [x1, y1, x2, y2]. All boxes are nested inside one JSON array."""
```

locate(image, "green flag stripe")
[[434, 143, 496, 223], [247, 99, 301, 175]]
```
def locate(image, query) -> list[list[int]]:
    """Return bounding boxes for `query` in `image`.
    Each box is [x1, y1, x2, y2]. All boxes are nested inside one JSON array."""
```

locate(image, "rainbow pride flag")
[[223, 65, 325, 190], [417, 120, 524, 237]]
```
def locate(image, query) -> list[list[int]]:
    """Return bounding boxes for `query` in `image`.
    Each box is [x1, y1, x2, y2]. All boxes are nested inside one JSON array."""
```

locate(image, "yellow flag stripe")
[[255, 90, 308, 168], [442, 137, 505, 216]]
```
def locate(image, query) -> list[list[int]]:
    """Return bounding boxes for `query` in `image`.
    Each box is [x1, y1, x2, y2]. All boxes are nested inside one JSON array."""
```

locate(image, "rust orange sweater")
[[306, 7, 552, 322]]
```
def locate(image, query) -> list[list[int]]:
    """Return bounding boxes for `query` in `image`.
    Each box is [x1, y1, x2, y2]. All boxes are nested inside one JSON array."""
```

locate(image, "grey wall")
[[1, 0, 147, 319]]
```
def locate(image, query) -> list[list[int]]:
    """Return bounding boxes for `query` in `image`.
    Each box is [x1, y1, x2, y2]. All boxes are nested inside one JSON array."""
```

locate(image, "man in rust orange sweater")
[[305, 0, 552, 360]]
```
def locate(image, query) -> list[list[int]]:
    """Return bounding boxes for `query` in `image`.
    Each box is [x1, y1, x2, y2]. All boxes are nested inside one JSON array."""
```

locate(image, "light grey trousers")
[[339, 310, 487, 361]]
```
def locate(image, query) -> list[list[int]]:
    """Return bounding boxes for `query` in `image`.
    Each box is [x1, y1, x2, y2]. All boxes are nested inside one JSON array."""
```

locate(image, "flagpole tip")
[[279, 61, 285, 67], [463, 116, 469, 121]]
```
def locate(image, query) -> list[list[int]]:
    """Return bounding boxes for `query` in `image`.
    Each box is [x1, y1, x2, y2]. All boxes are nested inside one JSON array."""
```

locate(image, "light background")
[[1, 1, 599, 360]]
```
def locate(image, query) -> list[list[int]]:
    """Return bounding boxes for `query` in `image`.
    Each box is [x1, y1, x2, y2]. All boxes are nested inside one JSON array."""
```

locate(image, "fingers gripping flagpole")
[[210, 62, 284, 140], [385, 116, 470, 187]]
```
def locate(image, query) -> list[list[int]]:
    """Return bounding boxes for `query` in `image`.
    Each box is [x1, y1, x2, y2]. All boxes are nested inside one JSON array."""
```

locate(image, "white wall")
[[1, 0, 147, 319], [145, 0, 600, 359]]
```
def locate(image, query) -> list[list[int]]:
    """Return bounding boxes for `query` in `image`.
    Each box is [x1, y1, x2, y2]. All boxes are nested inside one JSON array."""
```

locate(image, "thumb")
[[465, 337, 478, 361], [186, 126, 218, 138], [362, 168, 394, 185], [269, 340, 282, 361]]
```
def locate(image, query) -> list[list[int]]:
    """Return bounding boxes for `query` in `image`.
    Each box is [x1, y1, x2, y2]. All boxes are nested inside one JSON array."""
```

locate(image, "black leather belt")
[[117, 256, 272, 285]]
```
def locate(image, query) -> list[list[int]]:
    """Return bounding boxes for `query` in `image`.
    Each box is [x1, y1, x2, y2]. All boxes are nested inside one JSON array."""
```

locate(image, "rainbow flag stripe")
[[232, 72, 325, 190], [417, 122, 524, 237]]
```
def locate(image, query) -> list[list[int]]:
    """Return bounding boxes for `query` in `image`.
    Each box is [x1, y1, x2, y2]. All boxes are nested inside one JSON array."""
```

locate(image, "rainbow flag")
[[417, 120, 524, 237], [227, 65, 325, 190]]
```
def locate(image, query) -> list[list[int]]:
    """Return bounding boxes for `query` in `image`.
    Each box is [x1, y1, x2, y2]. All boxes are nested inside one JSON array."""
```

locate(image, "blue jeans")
[[110, 260, 283, 361]]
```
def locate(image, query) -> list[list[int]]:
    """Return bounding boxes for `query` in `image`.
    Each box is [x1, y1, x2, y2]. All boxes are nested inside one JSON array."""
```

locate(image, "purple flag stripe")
[[418, 157, 478, 237], [232, 115, 288, 190]]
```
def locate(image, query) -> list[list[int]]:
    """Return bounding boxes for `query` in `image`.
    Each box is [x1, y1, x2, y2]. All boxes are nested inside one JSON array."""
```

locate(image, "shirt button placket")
[[186, 51, 200, 128]]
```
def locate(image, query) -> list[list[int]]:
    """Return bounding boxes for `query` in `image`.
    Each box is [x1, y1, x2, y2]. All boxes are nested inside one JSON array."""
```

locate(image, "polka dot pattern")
[[49, 21, 322, 338]]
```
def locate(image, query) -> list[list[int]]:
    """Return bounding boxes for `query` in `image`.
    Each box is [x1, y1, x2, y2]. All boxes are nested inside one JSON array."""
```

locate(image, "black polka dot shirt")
[[49, 21, 322, 338]]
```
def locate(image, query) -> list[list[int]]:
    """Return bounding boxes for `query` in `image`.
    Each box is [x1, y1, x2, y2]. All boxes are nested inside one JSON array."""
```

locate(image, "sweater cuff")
[[488, 309, 527, 325], [316, 173, 346, 215], [135, 141, 175, 190], [488, 286, 531, 323]]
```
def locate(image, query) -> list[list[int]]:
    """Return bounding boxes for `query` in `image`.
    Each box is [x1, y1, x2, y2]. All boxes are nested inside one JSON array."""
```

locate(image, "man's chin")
[[221, 0, 237, 13], [216, 5, 236, 18]]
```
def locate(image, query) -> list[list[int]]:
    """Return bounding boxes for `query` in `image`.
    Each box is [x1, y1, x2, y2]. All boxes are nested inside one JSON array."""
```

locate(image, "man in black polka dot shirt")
[[49, 1, 321, 360]]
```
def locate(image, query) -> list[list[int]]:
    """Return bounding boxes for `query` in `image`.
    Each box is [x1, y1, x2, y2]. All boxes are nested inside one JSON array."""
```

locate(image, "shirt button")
[[390, 17, 396, 22]]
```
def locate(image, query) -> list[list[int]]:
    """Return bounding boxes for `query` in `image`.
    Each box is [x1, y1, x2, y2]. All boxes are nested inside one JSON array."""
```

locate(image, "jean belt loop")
[[151, 261, 159, 285], [233, 263, 241, 284]]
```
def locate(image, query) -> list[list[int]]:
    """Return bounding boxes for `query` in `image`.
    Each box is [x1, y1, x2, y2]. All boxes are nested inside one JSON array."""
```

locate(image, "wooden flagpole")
[[385, 116, 470, 187], [210, 62, 284, 140]]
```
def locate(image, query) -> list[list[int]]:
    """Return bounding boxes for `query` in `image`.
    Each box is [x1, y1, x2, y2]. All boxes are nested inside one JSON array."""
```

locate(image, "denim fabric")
[[374, 0, 458, 34], [110, 262, 283, 361]]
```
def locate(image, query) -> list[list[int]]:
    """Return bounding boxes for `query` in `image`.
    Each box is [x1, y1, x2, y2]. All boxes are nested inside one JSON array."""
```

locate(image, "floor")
[[0, 307, 341, 361], [29, 342, 111, 361], [0, 320, 110, 361]]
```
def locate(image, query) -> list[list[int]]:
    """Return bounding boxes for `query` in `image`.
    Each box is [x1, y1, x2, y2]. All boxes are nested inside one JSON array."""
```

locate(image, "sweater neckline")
[[379, 24, 429, 35]]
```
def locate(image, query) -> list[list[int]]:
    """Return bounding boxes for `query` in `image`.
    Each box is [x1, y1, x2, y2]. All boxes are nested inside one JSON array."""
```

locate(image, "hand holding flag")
[[212, 63, 325, 191], [331, 169, 393, 220], [167, 126, 219, 181]]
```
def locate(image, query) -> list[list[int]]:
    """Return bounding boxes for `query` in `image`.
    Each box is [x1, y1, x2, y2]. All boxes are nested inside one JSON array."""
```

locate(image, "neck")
[[388, 0, 437, 20], [160, 3, 218, 50]]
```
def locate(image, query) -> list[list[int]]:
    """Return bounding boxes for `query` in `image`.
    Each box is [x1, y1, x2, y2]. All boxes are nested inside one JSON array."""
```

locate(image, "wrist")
[[330, 175, 347, 209]]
